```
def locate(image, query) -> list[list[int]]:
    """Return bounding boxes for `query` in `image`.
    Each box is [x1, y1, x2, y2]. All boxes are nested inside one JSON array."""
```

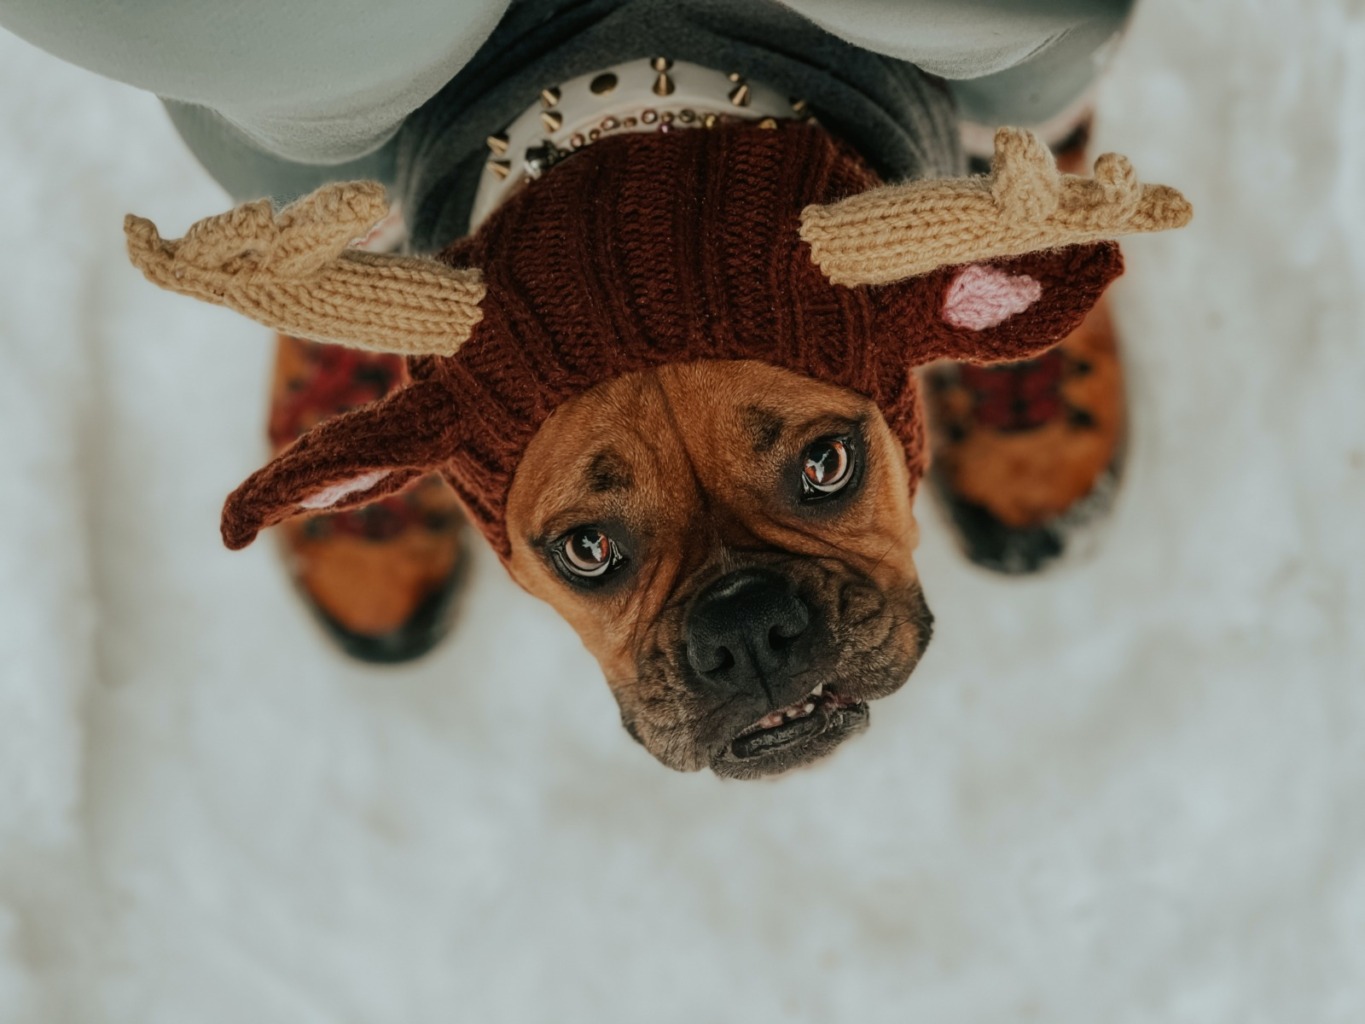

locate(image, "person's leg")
[[267, 333, 469, 663], [923, 126, 1130, 574], [925, 72, 1135, 576], [0, 0, 511, 200], [776, 0, 1139, 574], [0, 0, 497, 657], [161, 102, 394, 207], [775, 0, 1132, 159], [950, 4, 1133, 144]]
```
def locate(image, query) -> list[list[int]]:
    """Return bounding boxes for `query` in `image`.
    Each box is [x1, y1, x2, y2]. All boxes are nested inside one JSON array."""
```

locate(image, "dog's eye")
[[801, 436, 854, 497], [557, 527, 621, 579]]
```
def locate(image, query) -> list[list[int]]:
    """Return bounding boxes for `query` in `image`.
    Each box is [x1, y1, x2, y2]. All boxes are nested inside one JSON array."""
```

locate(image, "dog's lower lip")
[[728, 688, 865, 760], [712, 701, 871, 778], [734, 683, 847, 739], [731, 710, 826, 758]]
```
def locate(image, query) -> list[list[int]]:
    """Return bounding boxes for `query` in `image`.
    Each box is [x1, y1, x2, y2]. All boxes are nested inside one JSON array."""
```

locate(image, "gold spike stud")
[[485, 133, 509, 156], [653, 72, 675, 97], [540, 110, 563, 132], [540, 86, 561, 109], [791, 97, 809, 115], [758, 117, 778, 130], [727, 71, 743, 83], [488, 159, 511, 179], [651, 56, 672, 72], [728, 82, 751, 107]]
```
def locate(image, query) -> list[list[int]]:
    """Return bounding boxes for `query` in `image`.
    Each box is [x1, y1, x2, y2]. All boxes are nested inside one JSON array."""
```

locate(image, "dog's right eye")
[[800, 436, 856, 499], [554, 526, 624, 581]]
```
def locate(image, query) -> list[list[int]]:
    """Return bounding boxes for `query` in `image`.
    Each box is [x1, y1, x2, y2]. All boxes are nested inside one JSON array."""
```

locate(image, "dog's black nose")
[[684, 569, 810, 694]]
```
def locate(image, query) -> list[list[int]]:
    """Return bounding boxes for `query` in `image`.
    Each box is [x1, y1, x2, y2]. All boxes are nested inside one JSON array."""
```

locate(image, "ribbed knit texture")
[[219, 121, 1125, 556], [415, 122, 865, 551], [401, 121, 1121, 557]]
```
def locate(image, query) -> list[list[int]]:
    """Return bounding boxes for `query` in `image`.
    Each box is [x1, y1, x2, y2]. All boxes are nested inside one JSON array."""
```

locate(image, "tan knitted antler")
[[124, 182, 485, 356], [801, 128, 1193, 287]]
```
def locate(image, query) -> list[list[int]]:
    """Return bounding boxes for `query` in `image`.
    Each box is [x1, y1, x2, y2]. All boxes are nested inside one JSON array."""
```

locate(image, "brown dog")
[[506, 360, 932, 777], [124, 124, 1189, 779]]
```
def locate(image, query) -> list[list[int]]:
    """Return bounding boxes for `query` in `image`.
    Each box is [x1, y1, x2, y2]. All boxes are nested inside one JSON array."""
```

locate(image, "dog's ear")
[[801, 127, 1188, 365], [221, 380, 459, 550], [874, 240, 1124, 365]]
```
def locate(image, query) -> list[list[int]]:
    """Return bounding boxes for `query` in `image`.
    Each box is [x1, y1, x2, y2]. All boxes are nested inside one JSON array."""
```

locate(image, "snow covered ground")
[[1, 2, 1363, 1021]]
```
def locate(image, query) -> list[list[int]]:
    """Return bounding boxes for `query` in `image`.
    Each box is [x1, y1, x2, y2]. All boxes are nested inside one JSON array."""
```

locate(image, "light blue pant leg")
[[161, 101, 396, 204], [1, 0, 1133, 202], [0, 0, 511, 165], [949, 3, 1134, 127]]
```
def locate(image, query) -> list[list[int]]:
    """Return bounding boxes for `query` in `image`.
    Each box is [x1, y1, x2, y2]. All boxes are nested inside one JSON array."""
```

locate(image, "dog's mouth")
[[712, 683, 870, 779]]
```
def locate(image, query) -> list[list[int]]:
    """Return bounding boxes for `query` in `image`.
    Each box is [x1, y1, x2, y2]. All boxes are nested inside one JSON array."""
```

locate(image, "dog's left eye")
[[801, 436, 855, 498], [556, 526, 623, 580]]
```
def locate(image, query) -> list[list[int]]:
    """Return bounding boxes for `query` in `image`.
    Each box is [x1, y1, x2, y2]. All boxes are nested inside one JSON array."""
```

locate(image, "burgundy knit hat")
[[124, 122, 1191, 559]]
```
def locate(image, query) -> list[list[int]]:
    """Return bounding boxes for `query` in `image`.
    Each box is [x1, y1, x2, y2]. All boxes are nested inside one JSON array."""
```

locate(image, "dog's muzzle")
[[682, 567, 872, 778]]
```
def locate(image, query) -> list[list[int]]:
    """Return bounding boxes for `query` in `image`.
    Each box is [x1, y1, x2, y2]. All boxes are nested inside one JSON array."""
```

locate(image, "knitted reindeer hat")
[[125, 123, 1190, 559]]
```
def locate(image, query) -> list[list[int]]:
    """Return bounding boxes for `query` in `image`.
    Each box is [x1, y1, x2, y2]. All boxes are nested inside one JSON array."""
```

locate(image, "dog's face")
[[505, 360, 932, 778]]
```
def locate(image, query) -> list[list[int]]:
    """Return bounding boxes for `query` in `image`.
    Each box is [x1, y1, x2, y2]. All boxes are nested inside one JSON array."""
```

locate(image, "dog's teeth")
[[811, 683, 824, 697], [803, 702, 816, 715]]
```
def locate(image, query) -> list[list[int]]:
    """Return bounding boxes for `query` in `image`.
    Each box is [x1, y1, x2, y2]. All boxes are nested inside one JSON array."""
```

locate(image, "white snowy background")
[[2, 1, 1363, 1021]]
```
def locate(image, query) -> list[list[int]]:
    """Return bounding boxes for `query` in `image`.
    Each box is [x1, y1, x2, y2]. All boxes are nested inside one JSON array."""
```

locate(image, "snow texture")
[[1, 1, 1363, 1020]]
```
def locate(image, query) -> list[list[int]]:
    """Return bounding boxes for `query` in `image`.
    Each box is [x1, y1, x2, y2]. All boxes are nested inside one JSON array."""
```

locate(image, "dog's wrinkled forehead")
[[507, 360, 883, 541]]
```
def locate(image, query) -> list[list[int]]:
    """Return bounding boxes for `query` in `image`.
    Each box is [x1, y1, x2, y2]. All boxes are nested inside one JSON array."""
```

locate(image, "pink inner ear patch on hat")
[[298, 470, 390, 510], [942, 265, 1043, 330]]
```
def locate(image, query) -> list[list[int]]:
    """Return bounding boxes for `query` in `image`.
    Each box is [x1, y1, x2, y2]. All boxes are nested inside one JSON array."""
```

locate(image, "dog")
[[125, 123, 1189, 778], [505, 360, 933, 777]]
